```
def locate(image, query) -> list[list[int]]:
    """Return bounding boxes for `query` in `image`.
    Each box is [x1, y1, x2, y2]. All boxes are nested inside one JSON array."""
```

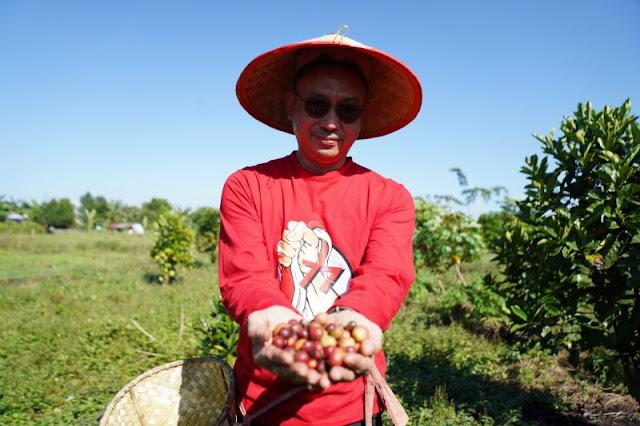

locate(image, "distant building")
[[106, 223, 145, 235], [7, 212, 26, 223]]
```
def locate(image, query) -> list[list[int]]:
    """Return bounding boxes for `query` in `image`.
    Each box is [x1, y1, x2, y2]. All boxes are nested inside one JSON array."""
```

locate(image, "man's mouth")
[[313, 133, 341, 145]]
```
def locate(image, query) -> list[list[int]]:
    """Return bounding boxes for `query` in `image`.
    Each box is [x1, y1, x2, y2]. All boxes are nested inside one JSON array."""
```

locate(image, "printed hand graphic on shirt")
[[277, 220, 351, 321]]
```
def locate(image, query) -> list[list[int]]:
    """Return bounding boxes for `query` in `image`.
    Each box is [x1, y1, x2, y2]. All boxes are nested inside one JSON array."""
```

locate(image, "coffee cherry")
[[273, 323, 289, 336], [329, 325, 344, 339], [351, 325, 369, 343], [328, 347, 345, 367], [272, 335, 285, 348], [309, 349, 324, 360], [344, 321, 357, 332], [290, 322, 304, 337], [307, 358, 318, 369], [339, 336, 356, 349], [301, 340, 314, 353], [320, 334, 337, 348], [324, 345, 336, 357], [278, 326, 292, 339], [314, 312, 330, 326], [308, 323, 324, 341], [298, 328, 308, 339], [294, 351, 309, 363], [294, 338, 307, 351]]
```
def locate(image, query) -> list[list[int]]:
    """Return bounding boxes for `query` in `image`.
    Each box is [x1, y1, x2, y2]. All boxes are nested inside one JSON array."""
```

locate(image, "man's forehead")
[[295, 65, 368, 97]]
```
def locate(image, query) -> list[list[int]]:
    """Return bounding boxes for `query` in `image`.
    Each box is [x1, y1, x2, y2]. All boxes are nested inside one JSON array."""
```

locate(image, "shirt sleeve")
[[331, 185, 416, 331], [218, 171, 294, 326]]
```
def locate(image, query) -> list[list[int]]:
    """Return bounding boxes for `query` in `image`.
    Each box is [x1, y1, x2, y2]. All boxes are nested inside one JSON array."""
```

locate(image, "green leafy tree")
[[413, 197, 484, 287], [32, 198, 76, 229], [150, 212, 194, 283], [433, 168, 507, 207], [141, 198, 172, 225], [491, 100, 640, 399], [79, 193, 110, 225], [191, 207, 221, 263]]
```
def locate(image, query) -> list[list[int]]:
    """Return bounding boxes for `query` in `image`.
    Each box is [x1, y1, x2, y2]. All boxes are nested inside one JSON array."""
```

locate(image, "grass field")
[[1, 231, 638, 425]]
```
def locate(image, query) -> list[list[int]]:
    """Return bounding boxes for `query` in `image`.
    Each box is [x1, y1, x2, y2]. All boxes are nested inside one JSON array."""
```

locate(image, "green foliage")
[[32, 198, 76, 229], [477, 198, 519, 245], [0, 221, 46, 234], [191, 207, 221, 263], [78, 193, 142, 226], [79, 192, 110, 225], [439, 277, 508, 327], [150, 212, 195, 283], [2, 236, 636, 424], [141, 198, 172, 225], [199, 298, 239, 366], [491, 100, 640, 399], [414, 197, 484, 272]]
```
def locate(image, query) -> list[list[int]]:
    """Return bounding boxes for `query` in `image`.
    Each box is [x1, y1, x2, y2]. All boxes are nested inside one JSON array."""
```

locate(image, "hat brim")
[[236, 35, 422, 140]]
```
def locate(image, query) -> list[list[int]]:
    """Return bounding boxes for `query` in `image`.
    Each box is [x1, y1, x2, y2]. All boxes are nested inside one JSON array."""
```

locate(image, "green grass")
[[0, 232, 218, 424], [0, 232, 635, 424]]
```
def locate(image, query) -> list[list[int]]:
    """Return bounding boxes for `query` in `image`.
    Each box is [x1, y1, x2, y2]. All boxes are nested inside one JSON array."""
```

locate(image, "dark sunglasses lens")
[[336, 104, 362, 123], [304, 100, 330, 118]]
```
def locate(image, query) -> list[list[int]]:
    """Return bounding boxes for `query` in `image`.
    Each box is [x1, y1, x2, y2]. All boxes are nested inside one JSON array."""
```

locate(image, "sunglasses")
[[294, 92, 365, 124]]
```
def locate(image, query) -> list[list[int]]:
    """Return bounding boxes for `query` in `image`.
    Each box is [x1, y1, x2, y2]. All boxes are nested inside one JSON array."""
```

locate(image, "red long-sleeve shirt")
[[218, 151, 415, 425]]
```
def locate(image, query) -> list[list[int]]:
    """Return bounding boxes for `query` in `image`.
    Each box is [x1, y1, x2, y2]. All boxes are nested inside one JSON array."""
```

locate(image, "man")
[[219, 30, 422, 425]]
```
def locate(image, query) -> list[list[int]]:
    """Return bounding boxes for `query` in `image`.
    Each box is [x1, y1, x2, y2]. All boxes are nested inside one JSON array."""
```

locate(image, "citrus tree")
[[150, 212, 195, 283], [491, 100, 640, 399]]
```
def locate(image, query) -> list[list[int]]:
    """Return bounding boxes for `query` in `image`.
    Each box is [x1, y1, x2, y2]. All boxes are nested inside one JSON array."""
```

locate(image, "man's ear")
[[284, 90, 296, 121]]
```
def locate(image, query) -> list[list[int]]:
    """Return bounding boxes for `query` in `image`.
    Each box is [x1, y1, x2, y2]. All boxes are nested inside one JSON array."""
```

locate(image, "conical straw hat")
[[236, 30, 422, 139]]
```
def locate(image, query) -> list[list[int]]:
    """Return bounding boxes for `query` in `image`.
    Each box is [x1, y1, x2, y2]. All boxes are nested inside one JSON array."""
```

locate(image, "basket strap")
[[242, 386, 306, 426], [365, 366, 408, 426], [241, 367, 407, 426]]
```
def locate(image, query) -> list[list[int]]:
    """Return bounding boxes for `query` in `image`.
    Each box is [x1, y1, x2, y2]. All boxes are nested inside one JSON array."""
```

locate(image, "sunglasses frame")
[[293, 91, 365, 124]]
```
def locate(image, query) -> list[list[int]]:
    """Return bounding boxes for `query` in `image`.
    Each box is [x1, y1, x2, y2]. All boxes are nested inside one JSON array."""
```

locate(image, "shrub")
[[199, 299, 239, 366], [191, 207, 220, 263], [150, 212, 194, 283], [491, 100, 640, 399], [413, 198, 484, 285]]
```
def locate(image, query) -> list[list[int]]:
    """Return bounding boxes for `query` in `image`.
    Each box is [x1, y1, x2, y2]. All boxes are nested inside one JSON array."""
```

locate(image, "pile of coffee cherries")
[[271, 312, 373, 374]]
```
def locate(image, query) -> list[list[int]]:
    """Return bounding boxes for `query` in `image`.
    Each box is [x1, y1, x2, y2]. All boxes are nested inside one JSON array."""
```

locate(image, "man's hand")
[[247, 306, 326, 388], [248, 306, 382, 389], [327, 309, 383, 382]]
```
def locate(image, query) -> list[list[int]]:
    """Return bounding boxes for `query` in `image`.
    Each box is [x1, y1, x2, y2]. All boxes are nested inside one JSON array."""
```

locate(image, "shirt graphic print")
[[276, 220, 352, 320]]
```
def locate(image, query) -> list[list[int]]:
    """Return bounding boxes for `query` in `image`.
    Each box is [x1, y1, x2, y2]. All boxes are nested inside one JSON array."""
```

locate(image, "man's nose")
[[319, 107, 340, 131]]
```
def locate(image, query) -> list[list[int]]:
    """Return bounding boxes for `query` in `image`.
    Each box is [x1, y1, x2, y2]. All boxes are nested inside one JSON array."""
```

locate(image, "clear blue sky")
[[2, 1, 639, 215]]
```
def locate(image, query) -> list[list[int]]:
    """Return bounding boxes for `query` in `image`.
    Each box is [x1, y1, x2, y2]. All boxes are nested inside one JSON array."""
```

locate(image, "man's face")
[[285, 64, 367, 174]]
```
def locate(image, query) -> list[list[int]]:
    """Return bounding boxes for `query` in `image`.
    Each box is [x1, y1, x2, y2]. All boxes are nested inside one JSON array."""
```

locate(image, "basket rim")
[[100, 356, 235, 426]]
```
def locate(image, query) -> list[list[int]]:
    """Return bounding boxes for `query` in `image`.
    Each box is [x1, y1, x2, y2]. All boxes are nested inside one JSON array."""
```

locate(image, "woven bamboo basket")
[[100, 357, 236, 426]]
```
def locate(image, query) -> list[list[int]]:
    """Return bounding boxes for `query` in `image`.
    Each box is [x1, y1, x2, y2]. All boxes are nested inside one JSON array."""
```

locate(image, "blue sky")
[[2, 1, 639, 215]]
